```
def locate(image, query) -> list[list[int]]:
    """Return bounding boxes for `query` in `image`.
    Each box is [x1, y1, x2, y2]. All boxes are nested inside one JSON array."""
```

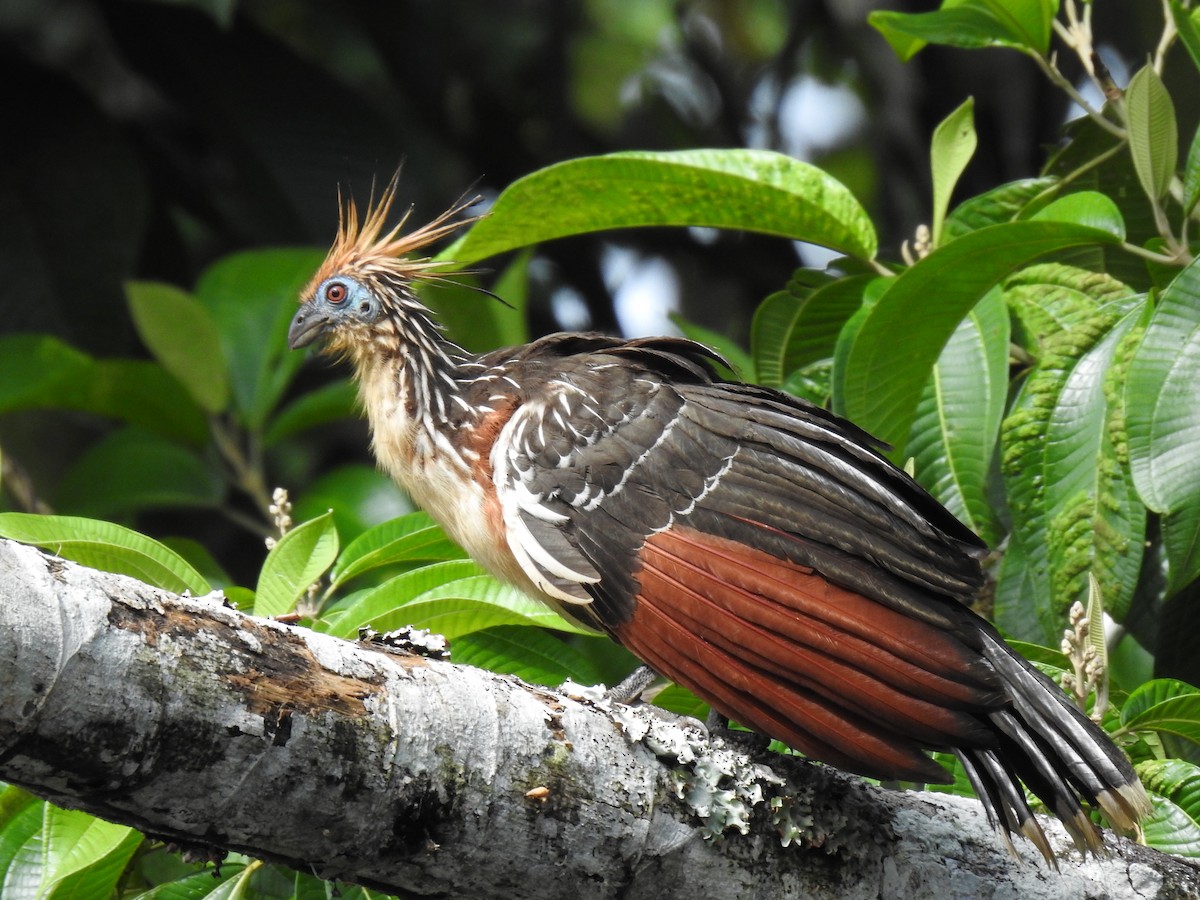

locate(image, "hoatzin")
[[287, 183, 1151, 861]]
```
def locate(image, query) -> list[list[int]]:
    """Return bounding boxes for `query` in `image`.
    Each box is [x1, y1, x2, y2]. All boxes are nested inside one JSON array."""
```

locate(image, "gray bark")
[[0, 538, 1197, 899]]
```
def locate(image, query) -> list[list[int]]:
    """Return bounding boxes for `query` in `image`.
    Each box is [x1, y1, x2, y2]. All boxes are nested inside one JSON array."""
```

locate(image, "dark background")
[[8, 0, 1172, 352]]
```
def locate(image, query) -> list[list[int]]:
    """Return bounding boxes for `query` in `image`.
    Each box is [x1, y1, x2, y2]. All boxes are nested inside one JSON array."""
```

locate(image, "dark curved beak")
[[288, 306, 332, 350]]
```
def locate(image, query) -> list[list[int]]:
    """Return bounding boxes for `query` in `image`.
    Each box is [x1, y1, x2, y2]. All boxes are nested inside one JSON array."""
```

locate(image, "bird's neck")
[[353, 307, 527, 586], [352, 306, 475, 483]]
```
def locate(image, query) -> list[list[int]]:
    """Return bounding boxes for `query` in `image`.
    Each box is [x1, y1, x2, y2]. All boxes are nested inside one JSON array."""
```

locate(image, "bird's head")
[[288, 178, 479, 361]]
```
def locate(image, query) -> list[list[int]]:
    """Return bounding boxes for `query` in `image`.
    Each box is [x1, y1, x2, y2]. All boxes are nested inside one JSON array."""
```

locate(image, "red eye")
[[325, 282, 348, 304]]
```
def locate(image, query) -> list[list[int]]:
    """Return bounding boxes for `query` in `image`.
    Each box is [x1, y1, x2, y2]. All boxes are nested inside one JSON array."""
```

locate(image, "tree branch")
[[0, 539, 1196, 899]]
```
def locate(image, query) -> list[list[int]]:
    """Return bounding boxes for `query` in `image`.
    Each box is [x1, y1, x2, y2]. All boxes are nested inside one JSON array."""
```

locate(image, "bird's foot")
[[557, 665, 662, 707], [605, 665, 662, 705], [705, 708, 773, 755]]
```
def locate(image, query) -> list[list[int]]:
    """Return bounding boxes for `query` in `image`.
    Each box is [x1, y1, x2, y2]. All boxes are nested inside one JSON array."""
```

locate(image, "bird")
[[287, 180, 1151, 862]]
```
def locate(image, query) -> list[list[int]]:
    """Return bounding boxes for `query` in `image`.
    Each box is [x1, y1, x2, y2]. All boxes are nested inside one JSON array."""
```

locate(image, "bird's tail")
[[956, 630, 1152, 860]]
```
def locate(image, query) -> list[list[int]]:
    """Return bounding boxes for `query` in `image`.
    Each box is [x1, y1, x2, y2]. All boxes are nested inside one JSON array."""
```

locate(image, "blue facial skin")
[[288, 276, 382, 349]]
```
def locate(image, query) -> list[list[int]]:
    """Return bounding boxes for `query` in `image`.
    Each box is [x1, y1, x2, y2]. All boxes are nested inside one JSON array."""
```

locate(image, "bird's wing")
[[489, 337, 1005, 783]]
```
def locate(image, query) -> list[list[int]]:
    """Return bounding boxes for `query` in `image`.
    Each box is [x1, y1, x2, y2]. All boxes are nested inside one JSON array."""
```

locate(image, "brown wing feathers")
[[624, 526, 1000, 781], [645, 527, 1000, 712]]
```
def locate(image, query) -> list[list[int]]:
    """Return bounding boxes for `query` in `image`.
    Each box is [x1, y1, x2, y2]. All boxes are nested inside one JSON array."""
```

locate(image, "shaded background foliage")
[[10, 0, 1176, 343], [1, 0, 1195, 635]]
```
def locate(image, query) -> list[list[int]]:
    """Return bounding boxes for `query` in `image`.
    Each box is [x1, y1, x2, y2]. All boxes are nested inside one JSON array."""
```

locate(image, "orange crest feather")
[[306, 175, 482, 296]]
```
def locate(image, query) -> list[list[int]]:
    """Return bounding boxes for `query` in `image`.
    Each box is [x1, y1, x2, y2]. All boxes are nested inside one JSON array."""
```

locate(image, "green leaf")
[[385, 586, 580, 639], [1127, 257, 1200, 522], [830, 283, 880, 414], [781, 276, 874, 375], [56, 427, 223, 517], [1170, 1, 1200, 77], [0, 785, 38, 830], [1125, 64, 1178, 204], [323, 560, 593, 640], [780, 360, 834, 406], [1109, 631, 1155, 695], [0, 801, 45, 897], [996, 304, 1146, 641], [1125, 694, 1200, 749], [930, 97, 977, 247], [87, 360, 210, 446], [161, 537, 233, 591], [487, 248, 533, 345], [944, 176, 1059, 239], [126, 281, 230, 414], [1042, 115, 1160, 290], [752, 289, 808, 389], [870, 0, 1055, 61], [873, 8, 1002, 60], [981, 0, 1056, 54], [40, 806, 141, 899], [1044, 309, 1146, 624], [751, 275, 872, 389], [450, 149, 878, 264], [1137, 758, 1200, 856], [254, 511, 339, 618], [996, 266, 1136, 642], [292, 465, 411, 546], [993, 543, 1050, 638], [223, 586, 256, 611], [837, 220, 1121, 449], [129, 864, 248, 899], [263, 378, 358, 446], [292, 870, 387, 900], [0, 337, 208, 445], [0, 335, 92, 415], [452, 626, 607, 685], [1005, 263, 1136, 347], [194, 248, 326, 429], [125, 842, 223, 892], [330, 511, 466, 590], [907, 286, 1008, 545], [0, 513, 209, 595], [1121, 681, 1200, 749], [1122, 678, 1200, 725], [1162, 504, 1200, 596], [868, 10, 933, 62], [1031, 191, 1126, 239], [200, 862, 257, 900], [926, 752, 978, 800], [1183, 119, 1200, 216]]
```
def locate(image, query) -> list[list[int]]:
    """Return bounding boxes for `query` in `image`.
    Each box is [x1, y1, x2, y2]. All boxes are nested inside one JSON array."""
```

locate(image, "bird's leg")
[[705, 709, 773, 755], [609, 668, 769, 753], [605, 665, 663, 705]]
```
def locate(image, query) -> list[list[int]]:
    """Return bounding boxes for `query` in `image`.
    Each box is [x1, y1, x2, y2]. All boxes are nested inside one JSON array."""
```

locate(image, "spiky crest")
[[304, 174, 482, 299]]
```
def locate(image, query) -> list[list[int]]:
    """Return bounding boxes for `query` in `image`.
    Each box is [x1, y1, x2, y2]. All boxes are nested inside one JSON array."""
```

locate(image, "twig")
[[210, 417, 274, 521], [1153, 0, 1178, 75]]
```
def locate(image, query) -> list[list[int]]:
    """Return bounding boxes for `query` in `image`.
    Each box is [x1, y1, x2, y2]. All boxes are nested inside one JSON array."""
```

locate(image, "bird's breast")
[[359, 359, 599, 628], [375, 414, 554, 606]]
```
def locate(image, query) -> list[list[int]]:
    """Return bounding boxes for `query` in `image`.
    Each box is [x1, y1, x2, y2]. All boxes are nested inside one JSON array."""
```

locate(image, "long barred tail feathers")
[[958, 632, 1152, 859]]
